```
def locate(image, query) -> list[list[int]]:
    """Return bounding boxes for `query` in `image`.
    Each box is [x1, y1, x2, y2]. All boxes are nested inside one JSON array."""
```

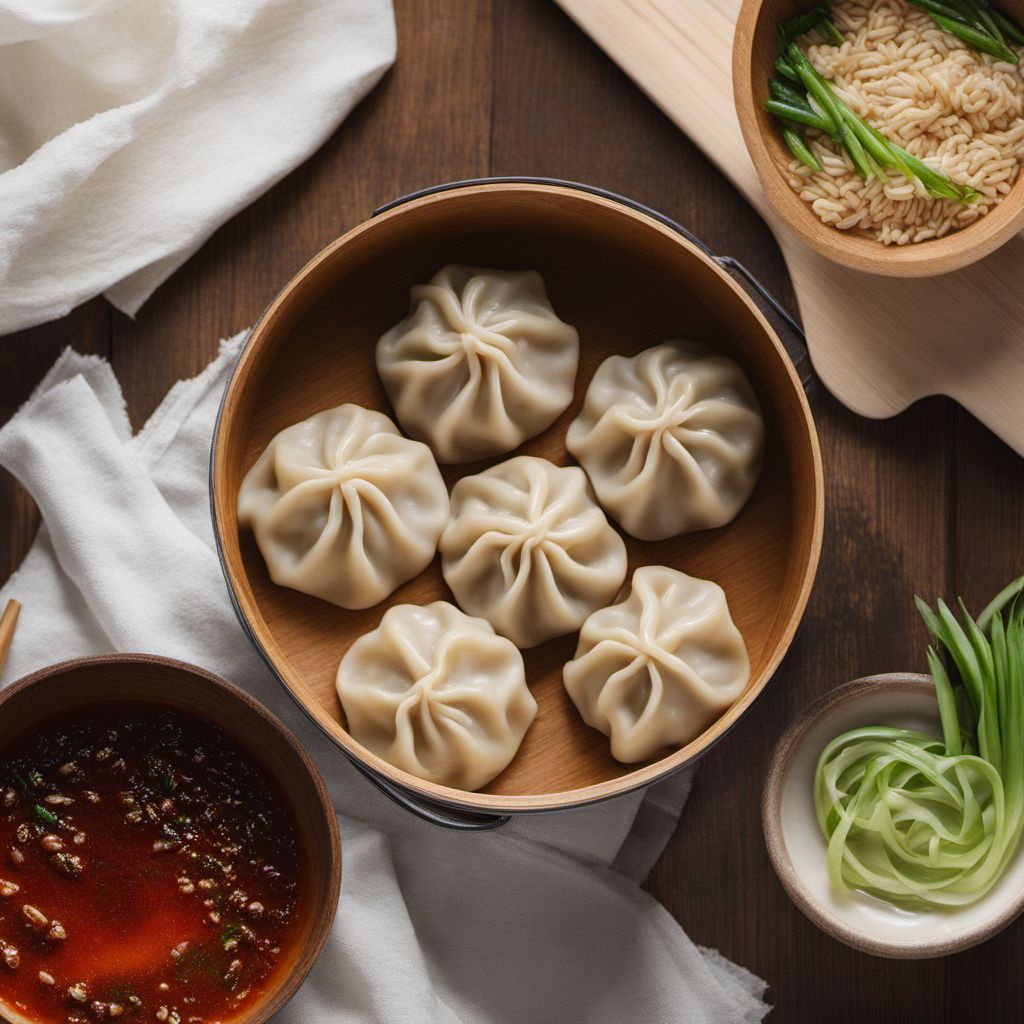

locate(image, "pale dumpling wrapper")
[[440, 456, 628, 649], [237, 404, 448, 610], [376, 265, 580, 464], [566, 341, 765, 541], [336, 601, 536, 791], [563, 566, 750, 763]]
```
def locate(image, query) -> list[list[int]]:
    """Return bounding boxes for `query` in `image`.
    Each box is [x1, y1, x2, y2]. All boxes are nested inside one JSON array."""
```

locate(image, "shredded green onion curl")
[[814, 574, 1024, 908]]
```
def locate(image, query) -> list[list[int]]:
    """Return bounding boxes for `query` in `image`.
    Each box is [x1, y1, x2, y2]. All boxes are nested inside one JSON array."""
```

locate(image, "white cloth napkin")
[[0, 0, 395, 335], [0, 340, 770, 1024]]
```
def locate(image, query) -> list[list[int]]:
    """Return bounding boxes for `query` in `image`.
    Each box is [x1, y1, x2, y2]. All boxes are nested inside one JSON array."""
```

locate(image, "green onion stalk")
[[814, 574, 1024, 908], [766, 7, 981, 204], [789, 41, 979, 201], [906, 0, 1024, 64]]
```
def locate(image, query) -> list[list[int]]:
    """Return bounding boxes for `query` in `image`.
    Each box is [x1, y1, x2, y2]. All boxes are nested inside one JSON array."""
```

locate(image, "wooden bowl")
[[763, 674, 1024, 958], [211, 180, 824, 816], [733, 0, 1024, 277], [0, 654, 340, 1024]]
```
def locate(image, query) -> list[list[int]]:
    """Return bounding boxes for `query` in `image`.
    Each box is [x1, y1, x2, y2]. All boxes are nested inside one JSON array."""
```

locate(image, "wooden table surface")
[[2, 2, 1022, 1020]]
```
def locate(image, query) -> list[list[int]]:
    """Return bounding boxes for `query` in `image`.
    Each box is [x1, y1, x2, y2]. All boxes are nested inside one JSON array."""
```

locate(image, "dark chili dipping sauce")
[[0, 707, 301, 1023]]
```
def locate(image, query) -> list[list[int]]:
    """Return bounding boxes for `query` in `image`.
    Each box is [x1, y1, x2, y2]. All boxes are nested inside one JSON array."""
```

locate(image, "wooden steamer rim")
[[210, 180, 825, 818]]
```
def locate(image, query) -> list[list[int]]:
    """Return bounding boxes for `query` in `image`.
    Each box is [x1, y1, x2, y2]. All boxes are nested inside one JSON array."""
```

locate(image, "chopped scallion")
[[33, 804, 58, 828]]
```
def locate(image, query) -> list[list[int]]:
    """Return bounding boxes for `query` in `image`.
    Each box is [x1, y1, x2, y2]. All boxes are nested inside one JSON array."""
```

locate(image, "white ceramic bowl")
[[763, 673, 1024, 958]]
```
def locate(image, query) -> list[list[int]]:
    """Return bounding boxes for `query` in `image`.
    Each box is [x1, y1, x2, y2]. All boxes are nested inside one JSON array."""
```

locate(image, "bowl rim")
[[732, 0, 1024, 278], [210, 179, 825, 814], [762, 672, 1024, 958], [0, 652, 341, 1023]]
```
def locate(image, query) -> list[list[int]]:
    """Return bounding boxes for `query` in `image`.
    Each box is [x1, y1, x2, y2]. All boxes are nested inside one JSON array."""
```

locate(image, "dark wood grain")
[[945, 416, 1024, 1023], [1, 0, 1021, 1019]]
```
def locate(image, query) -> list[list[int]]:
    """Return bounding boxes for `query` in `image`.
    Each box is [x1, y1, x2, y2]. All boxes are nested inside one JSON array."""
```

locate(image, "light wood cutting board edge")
[[555, 0, 1024, 456]]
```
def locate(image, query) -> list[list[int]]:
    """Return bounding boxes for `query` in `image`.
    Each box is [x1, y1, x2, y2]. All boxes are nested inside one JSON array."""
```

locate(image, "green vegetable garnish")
[[783, 126, 824, 171], [814, 574, 1024, 908], [906, 0, 1023, 63], [778, 2, 840, 45], [769, 77, 815, 108], [775, 55, 800, 82], [764, 99, 832, 132], [764, 12, 981, 205], [932, 11, 1020, 62], [992, 6, 1024, 45], [33, 804, 58, 828]]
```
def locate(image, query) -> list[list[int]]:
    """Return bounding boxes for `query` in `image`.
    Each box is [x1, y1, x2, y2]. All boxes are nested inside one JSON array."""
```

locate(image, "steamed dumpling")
[[376, 265, 580, 463], [440, 456, 627, 649], [563, 566, 749, 763], [336, 602, 536, 791], [566, 342, 765, 541], [237, 404, 448, 610]]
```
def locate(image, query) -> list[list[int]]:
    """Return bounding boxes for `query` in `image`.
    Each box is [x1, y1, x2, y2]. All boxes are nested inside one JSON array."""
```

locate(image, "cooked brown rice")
[[786, 0, 1024, 244]]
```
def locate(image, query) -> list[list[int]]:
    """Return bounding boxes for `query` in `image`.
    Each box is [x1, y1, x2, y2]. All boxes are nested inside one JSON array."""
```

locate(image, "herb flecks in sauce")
[[0, 708, 300, 1023]]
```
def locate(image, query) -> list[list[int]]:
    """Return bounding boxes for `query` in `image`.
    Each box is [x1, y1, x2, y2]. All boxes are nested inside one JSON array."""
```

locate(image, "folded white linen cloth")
[[0, 339, 770, 1024], [0, 0, 395, 335]]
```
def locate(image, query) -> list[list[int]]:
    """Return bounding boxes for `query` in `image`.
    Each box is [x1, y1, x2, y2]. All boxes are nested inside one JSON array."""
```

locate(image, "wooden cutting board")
[[556, 0, 1024, 455]]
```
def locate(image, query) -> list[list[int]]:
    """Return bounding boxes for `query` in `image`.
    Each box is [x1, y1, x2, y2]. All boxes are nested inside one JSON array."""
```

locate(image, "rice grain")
[[785, 0, 1024, 243]]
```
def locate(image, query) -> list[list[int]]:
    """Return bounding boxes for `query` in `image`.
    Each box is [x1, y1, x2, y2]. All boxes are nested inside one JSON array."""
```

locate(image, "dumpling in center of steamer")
[[376, 265, 580, 464], [566, 341, 765, 541], [440, 456, 628, 649]]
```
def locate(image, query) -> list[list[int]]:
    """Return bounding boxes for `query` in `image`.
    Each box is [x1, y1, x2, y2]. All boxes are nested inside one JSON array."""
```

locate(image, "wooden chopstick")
[[0, 600, 21, 678]]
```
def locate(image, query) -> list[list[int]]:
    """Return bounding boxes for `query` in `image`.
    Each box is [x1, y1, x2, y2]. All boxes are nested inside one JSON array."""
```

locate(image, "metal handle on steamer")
[[344, 752, 511, 831]]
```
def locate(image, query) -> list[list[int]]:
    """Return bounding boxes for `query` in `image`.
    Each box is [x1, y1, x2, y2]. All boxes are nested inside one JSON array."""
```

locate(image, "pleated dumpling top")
[[376, 265, 579, 464], [563, 566, 749, 763], [337, 602, 536, 791], [237, 404, 448, 610], [567, 342, 764, 541], [440, 456, 627, 649]]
